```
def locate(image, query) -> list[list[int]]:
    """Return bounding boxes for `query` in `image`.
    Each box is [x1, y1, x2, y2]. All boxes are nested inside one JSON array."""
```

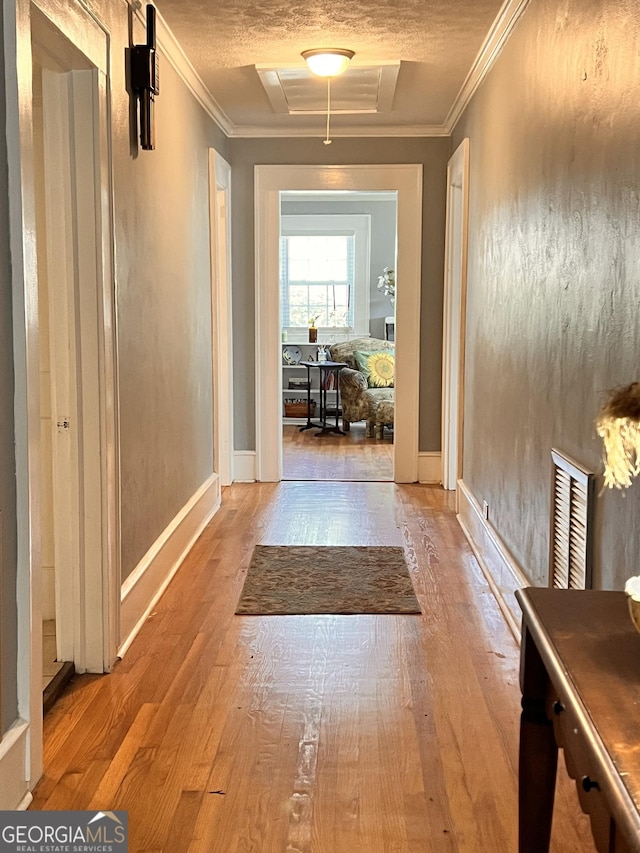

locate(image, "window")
[[280, 214, 370, 339]]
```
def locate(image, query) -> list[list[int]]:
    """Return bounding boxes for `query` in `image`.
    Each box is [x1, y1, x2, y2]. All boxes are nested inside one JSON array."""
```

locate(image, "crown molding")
[[445, 0, 531, 132], [227, 123, 450, 139], [128, 0, 234, 136]]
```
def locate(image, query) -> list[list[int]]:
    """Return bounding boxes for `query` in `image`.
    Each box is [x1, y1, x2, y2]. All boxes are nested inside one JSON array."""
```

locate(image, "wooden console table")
[[516, 588, 640, 853]]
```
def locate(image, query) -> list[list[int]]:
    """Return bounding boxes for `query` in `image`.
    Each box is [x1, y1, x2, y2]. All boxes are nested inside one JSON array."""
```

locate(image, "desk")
[[516, 588, 640, 853], [299, 361, 347, 436]]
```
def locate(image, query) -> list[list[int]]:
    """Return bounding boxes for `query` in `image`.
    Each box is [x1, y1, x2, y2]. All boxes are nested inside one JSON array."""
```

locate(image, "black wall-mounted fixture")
[[130, 4, 159, 150]]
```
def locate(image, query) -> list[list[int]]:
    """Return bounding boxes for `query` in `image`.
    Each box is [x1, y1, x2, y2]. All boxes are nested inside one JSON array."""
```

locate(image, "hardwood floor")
[[32, 482, 596, 852], [282, 423, 393, 481]]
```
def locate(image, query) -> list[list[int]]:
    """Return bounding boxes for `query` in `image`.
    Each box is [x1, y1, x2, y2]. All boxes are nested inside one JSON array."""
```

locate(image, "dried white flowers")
[[596, 382, 640, 489]]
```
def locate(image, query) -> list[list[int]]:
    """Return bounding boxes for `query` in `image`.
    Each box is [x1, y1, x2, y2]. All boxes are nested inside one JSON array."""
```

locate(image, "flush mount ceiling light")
[[301, 48, 355, 145], [301, 48, 355, 77]]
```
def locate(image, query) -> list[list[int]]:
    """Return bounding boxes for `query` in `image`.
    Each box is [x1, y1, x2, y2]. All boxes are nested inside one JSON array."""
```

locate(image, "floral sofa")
[[329, 337, 395, 434]]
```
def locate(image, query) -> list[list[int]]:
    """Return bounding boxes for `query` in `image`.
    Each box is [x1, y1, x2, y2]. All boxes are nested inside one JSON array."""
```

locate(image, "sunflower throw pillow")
[[354, 350, 395, 388]]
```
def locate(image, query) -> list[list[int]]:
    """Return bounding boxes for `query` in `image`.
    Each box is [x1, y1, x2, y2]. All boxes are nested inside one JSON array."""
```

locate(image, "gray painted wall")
[[452, 0, 640, 589], [113, 63, 219, 580], [87, 1, 228, 579], [0, 4, 18, 732], [280, 196, 397, 340], [228, 137, 450, 453]]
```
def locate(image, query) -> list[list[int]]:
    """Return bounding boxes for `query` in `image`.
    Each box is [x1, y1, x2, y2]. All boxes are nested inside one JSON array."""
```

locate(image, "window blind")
[[280, 234, 355, 330]]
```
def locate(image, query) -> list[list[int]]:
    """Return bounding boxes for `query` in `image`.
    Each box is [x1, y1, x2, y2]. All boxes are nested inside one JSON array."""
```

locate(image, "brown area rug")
[[235, 545, 421, 615]]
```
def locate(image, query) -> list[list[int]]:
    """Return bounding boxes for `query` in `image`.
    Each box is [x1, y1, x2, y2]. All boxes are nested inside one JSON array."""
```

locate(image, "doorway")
[[279, 191, 397, 482], [3, 0, 118, 796], [31, 7, 119, 681], [442, 139, 470, 491], [209, 150, 234, 486], [255, 164, 423, 484]]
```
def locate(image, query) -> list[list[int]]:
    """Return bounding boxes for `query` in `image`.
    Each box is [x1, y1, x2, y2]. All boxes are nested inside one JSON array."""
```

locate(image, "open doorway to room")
[[255, 164, 422, 485], [279, 191, 397, 482]]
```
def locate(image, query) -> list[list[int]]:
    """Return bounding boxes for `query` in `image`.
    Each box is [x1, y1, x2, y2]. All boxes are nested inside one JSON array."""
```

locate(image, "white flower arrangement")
[[377, 267, 395, 306]]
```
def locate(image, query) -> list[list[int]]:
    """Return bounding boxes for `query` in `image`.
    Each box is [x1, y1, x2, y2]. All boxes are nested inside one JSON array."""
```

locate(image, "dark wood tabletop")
[[516, 588, 640, 853]]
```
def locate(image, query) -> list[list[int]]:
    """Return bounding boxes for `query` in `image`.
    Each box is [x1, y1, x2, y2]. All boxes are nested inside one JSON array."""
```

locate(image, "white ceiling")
[[152, 0, 518, 137]]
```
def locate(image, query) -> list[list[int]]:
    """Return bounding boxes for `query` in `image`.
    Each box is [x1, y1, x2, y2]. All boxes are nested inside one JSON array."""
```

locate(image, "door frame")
[[441, 138, 470, 490], [5, 0, 118, 793], [254, 164, 423, 483], [37, 58, 120, 671], [208, 150, 234, 486]]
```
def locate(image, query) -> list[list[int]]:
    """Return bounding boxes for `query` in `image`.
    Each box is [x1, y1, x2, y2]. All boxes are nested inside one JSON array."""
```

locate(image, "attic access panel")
[[256, 62, 400, 115]]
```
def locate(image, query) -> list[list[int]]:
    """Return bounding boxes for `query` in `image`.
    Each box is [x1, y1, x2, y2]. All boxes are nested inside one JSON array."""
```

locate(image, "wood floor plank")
[[88, 703, 159, 809], [161, 790, 205, 853], [32, 479, 597, 852], [282, 423, 393, 481]]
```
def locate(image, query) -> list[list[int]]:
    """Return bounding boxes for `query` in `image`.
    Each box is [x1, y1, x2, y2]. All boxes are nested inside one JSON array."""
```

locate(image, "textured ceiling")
[[153, 0, 508, 135]]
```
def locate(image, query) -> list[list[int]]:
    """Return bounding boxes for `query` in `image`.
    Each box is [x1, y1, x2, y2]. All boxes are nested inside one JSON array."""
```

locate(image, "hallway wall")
[[0, 3, 19, 733], [105, 5, 228, 579], [112, 15, 225, 579], [453, 0, 640, 589], [228, 137, 450, 456]]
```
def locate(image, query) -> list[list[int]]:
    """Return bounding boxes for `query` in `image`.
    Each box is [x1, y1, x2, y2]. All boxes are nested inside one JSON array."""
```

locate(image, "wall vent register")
[[549, 448, 594, 590]]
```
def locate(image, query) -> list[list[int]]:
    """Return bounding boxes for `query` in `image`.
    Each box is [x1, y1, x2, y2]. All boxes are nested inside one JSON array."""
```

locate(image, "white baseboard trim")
[[17, 791, 33, 810], [119, 473, 221, 656], [0, 719, 29, 809], [456, 479, 529, 640], [233, 451, 256, 482], [418, 452, 442, 484]]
